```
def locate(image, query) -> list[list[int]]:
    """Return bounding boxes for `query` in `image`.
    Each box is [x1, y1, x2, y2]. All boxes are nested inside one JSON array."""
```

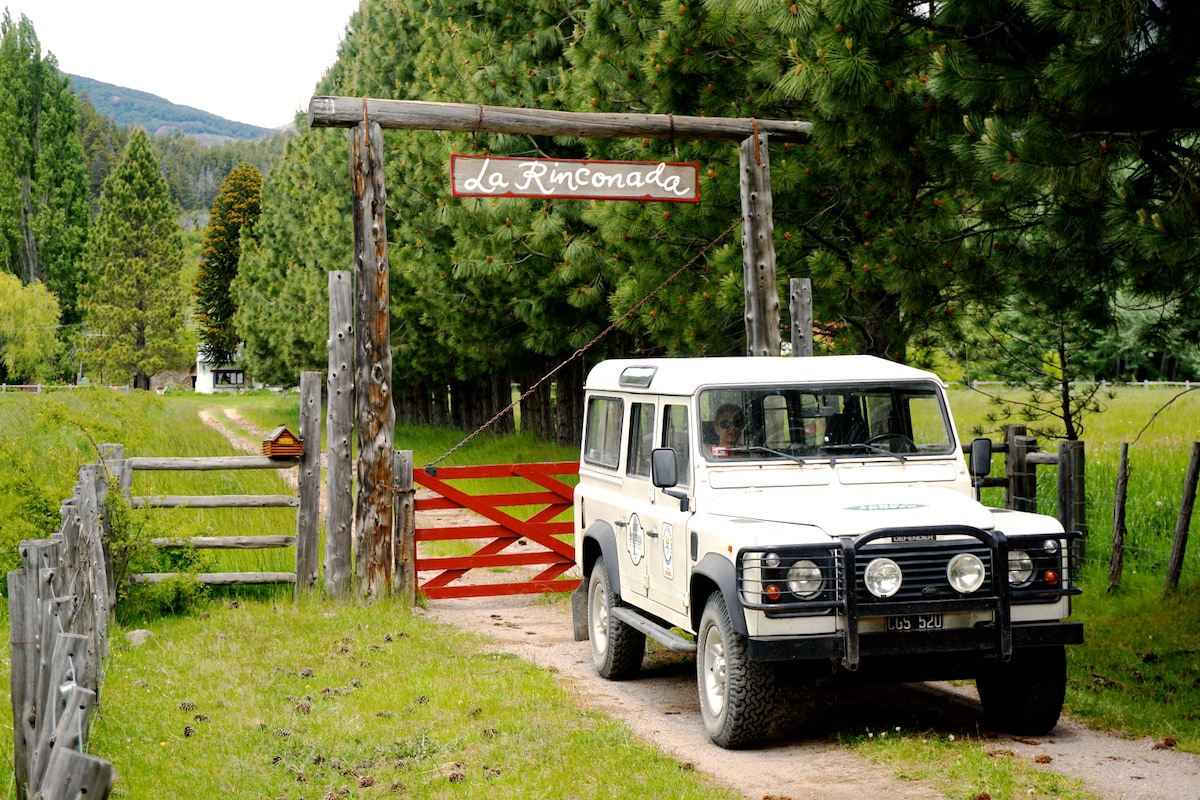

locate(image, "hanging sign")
[[450, 154, 699, 203]]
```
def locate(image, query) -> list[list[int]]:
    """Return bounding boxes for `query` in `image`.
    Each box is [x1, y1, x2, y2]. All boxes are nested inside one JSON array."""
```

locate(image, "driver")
[[713, 404, 745, 450]]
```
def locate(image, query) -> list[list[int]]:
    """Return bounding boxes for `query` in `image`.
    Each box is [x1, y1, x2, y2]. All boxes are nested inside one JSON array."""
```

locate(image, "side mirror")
[[969, 437, 993, 479], [651, 448, 677, 488], [651, 448, 690, 512]]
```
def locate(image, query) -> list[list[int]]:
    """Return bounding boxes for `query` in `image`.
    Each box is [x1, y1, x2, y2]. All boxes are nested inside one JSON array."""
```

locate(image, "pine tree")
[[79, 129, 192, 389], [196, 163, 261, 367]]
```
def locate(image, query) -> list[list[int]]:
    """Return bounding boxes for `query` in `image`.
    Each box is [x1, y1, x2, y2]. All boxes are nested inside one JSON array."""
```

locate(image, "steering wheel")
[[863, 432, 918, 453]]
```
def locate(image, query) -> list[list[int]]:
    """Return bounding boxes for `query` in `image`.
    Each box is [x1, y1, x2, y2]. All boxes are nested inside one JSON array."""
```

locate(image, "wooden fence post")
[[789, 277, 812, 357], [1163, 441, 1200, 598], [1004, 424, 1037, 512], [739, 132, 781, 357], [393, 450, 416, 606], [8, 569, 33, 796], [326, 270, 354, 600], [295, 371, 322, 598], [351, 119, 396, 599], [1058, 440, 1087, 559], [1108, 442, 1130, 593]]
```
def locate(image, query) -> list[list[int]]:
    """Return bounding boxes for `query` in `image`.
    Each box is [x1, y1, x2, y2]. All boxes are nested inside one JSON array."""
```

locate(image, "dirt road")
[[427, 593, 1200, 800]]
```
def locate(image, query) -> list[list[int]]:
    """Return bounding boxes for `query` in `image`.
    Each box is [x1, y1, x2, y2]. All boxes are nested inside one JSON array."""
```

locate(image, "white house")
[[195, 348, 245, 394]]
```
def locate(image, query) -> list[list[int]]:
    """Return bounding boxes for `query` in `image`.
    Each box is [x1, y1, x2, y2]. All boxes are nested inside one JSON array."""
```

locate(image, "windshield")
[[699, 382, 955, 462]]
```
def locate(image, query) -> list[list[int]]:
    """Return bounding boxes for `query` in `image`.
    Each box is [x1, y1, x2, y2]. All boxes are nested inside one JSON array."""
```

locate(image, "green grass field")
[[1, 384, 1197, 799]]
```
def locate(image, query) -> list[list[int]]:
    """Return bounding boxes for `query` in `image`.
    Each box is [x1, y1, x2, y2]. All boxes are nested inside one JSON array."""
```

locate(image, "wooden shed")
[[262, 425, 304, 458]]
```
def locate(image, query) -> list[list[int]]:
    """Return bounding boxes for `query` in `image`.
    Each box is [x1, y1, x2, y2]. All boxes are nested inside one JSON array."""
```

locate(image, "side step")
[[613, 607, 697, 653]]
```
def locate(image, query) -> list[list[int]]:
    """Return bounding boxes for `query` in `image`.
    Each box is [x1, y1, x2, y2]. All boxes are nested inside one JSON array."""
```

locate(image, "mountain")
[[68, 75, 280, 143]]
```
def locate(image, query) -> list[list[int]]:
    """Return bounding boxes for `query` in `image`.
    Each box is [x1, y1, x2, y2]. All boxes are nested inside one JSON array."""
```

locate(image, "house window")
[[213, 370, 245, 387]]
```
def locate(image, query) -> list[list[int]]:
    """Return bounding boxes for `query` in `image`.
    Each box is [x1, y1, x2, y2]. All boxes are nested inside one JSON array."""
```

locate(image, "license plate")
[[886, 614, 943, 632]]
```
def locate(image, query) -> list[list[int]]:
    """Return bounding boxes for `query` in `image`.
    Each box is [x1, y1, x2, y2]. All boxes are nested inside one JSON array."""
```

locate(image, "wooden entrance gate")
[[413, 461, 580, 599]]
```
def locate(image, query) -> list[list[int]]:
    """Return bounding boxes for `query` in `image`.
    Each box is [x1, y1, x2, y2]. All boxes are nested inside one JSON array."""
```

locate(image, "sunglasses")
[[717, 418, 744, 429]]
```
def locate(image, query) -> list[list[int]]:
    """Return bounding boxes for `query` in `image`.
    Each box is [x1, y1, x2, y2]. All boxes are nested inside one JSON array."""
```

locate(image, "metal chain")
[[424, 217, 741, 468]]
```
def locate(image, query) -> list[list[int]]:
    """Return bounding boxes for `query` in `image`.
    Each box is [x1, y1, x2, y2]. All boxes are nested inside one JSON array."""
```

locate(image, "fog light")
[[947, 553, 985, 594], [1043, 538, 1060, 555], [865, 558, 902, 598], [786, 560, 823, 598], [764, 552, 781, 569], [1008, 550, 1034, 586]]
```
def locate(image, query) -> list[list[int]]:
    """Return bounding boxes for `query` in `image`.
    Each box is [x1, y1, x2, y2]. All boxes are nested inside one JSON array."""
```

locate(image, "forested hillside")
[[236, 0, 1200, 441], [69, 75, 279, 142]]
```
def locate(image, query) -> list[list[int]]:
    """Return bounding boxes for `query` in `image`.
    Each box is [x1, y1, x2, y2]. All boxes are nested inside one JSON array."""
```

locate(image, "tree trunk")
[[555, 359, 586, 446]]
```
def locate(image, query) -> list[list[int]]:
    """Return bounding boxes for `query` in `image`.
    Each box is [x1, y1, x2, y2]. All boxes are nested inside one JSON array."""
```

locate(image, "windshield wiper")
[[820, 443, 909, 463], [718, 445, 810, 464]]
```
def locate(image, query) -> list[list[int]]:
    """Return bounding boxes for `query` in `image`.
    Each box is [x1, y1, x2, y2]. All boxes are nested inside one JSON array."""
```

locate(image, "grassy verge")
[[89, 598, 734, 800], [848, 729, 1096, 800]]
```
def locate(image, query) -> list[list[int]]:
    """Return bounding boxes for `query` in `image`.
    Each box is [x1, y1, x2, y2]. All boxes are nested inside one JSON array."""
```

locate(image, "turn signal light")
[[765, 584, 782, 601], [1043, 570, 1060, 586]]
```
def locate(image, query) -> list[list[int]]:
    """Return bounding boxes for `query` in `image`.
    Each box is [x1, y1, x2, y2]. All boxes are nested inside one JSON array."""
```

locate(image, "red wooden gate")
[[414, 461, 580, 599]]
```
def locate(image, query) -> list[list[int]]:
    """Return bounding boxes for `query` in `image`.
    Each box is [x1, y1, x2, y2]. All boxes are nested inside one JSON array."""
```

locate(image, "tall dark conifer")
[[196, 163, 262, 367]]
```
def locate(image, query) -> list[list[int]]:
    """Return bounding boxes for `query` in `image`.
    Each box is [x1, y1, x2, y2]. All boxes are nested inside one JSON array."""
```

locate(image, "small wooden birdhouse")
[[263, 425, 304, 458]]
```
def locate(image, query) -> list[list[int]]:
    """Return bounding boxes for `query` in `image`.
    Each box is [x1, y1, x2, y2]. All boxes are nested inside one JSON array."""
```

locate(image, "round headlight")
[[947, 553, 986, 594], [763, 552, 781, 569], [1008, 550, 1034, 586], [786, 560, 823, 598], [864, 558, 902, 598]]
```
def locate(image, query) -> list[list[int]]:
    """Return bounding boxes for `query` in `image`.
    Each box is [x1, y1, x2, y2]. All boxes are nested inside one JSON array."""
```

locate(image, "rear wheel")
[[696, 593, 775, 748], [587, 556, 645, 679], [976, 645, 1067, 735]]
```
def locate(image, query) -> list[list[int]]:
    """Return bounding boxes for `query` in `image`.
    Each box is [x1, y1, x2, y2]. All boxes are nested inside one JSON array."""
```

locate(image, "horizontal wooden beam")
[[150, 535, 297, 549], [130, 495, 299, 509], [131, 572, 297, 585], [126, 456, 299, 471], [308, 96, 813, 143]]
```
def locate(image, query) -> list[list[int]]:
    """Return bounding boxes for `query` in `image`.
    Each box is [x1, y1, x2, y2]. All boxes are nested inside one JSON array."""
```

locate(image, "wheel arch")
[[691, 552, 747, 636], [582, 520, 619, 585]]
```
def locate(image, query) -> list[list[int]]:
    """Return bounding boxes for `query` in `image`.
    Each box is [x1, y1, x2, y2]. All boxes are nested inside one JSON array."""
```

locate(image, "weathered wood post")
[[1005, 425, 1037, 513], [1109, 442, 1130, 593], [295, 371, 322, 597], [1057, 440, 1087, 558], [326, 270, 354, 599], [350, 118, 396, 600], [739, 132, 781, 357], [393, 450, 416, 605], [1163, 441, 1200, 598], [789, 277, 813, 357]]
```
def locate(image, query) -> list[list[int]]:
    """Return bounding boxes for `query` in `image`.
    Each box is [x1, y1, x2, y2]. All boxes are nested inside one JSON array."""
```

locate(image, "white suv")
[[571, 356, 1081, 748]]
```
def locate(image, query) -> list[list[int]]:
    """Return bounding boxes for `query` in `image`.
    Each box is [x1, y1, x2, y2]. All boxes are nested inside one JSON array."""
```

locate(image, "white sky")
[[7, 0, 363, 129]]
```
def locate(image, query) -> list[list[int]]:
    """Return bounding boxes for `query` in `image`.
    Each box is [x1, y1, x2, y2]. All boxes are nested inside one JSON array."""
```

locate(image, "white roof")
[[584, 355, 945, 395]]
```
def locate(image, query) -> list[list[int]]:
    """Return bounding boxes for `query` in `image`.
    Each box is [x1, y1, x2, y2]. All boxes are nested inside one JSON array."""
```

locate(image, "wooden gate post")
[[739, 132, 781, 357], [1109, 442, 1130, 593], [393, 450, 416, 606], [295, 371, 322, 597], [790, 277, 813, 357], [325, 271, 354, 599], [350, 120, 396, 600], [1163, 441, 1200, 598]]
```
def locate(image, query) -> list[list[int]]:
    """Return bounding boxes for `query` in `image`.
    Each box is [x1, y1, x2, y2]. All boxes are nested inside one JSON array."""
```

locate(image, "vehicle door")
[[645, 401, 694, 618]]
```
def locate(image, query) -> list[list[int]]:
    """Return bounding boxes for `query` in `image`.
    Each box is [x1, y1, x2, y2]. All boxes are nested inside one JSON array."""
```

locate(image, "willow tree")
[[79, 129, 192, 389], [0, 11, 89, 328]]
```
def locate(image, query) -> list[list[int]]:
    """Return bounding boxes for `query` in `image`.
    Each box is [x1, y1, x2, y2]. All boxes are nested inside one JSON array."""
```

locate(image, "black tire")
[[696, 593, 775, 748], [587, 556, 645, 679], [976, 645, 1067, 735]]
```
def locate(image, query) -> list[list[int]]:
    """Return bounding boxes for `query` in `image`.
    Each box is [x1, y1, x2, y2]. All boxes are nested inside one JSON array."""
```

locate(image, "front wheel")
[[587, 556, 645, 679], [696, 593, 775, 748], [976, 645, 1067, 735]]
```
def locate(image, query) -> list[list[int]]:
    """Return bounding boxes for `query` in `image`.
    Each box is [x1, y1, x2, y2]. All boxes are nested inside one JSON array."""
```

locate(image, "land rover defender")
[[571, 356, 1082, 748]]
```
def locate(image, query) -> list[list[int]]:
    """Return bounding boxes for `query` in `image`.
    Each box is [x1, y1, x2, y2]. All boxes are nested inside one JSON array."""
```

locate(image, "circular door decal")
[[627, 513, 645, 566]]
